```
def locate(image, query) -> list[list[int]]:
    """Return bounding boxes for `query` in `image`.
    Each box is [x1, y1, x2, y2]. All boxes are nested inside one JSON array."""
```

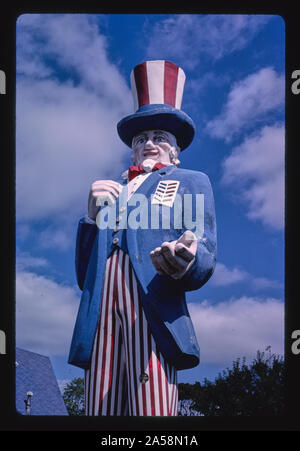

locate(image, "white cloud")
[[205, 67, 284, 142], [16, 250, 48, 271], [209, 262, 282, 291], [188, 296, 284, 365], [16, 269, 80, 357], [37, 225, 74, 251], [251, 277, 282, 290], [145, 15, 271, 70], [209, 262, 249, 286], [221, 124, 284, 230], [16, 14, 132, 222]]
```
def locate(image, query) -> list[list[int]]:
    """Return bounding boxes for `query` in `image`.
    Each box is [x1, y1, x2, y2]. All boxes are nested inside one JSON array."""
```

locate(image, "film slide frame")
[[0, 3, 299, 437]]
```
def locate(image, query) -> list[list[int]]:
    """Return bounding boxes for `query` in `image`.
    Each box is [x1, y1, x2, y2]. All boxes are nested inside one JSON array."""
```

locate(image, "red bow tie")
[[128, 162, 166, 181]]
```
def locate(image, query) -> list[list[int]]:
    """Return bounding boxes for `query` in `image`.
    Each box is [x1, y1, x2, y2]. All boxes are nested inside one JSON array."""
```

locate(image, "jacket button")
[[112, 237, 119, 245], [120, 206, 126, 213], [116, 216, 121, 223], [139, 373, 149, 383], [113, 227, 120, 233]]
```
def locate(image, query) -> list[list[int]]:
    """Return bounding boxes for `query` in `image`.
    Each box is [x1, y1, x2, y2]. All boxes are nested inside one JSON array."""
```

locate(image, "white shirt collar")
[[121, 159, 174, 180]]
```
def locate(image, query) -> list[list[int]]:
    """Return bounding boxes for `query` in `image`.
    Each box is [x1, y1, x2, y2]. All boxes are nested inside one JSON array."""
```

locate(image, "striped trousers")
[[84, 248, 178, 416]]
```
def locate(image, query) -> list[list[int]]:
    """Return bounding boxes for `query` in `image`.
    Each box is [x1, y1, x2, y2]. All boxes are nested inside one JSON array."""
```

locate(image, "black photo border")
[[0, 2, 299, 436]]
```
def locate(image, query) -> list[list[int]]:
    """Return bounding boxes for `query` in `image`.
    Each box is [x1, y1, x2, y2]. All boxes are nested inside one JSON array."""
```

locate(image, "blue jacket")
[[68, 165, 217, 370]]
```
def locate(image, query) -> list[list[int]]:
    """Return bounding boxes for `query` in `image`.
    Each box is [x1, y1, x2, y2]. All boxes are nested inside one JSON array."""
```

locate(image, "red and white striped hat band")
[[130, 60, 186, 112]]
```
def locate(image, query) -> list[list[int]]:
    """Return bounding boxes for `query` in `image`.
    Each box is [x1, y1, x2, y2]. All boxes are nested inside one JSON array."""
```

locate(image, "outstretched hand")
[[150, 230, 197, 279]]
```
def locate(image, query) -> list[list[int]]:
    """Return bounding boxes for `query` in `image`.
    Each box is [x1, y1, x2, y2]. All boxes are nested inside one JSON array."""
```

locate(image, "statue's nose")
[[144, 139, 155, 149]]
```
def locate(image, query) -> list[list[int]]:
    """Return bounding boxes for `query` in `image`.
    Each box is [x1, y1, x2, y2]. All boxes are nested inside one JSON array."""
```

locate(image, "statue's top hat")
[[117, 60, 195, 150]]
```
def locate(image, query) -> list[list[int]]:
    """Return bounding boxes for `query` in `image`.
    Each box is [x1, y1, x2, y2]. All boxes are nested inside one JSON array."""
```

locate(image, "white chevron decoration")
[[151, 180, 180, 208]]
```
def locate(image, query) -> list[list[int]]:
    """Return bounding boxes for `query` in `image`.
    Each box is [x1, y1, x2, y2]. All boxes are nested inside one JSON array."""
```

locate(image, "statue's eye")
[[155, 135, 166, 142], [135, 137, 146, 145]]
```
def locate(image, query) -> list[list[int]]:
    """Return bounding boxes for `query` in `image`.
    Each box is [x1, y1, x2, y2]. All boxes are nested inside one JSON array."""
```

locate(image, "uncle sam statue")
[[68, 60, 217, 416]]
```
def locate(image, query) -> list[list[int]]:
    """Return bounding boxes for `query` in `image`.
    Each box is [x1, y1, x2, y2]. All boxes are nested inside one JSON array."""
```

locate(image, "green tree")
[[178, 348, 285, 416], [62, 377, 85, 416]]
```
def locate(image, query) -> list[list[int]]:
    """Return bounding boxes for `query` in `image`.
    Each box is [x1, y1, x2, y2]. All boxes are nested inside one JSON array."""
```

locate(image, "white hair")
[[166, 131, 181, 166]]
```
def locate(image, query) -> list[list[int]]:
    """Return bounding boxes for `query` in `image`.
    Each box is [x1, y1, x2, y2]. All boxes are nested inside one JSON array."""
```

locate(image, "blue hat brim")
[[117, 104, 195, 150]]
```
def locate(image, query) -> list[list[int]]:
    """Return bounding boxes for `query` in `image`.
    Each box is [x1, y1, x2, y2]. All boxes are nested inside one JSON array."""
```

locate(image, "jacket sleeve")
[[75, 216, 98, 290], [179, 172, 217, 292]]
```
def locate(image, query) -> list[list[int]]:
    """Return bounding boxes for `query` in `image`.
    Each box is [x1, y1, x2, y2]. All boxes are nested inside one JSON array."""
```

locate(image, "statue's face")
[[131, 130, 177, 166]]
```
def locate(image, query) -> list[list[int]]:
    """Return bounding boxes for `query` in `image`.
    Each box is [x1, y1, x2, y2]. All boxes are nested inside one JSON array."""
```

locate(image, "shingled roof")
[[16, 348, 68, 415]]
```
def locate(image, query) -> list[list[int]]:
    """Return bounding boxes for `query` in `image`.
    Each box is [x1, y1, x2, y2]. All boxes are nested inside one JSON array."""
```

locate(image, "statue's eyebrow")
[[153, 130, 171, 141], [133, 132, 147, 142]]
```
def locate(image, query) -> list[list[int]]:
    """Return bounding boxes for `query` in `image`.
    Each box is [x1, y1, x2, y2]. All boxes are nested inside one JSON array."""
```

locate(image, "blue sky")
[[15, 14, 285, 390]]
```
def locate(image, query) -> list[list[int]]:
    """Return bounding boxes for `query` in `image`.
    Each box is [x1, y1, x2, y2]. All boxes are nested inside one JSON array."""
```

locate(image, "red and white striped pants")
[[84, 247, 178, 416]]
